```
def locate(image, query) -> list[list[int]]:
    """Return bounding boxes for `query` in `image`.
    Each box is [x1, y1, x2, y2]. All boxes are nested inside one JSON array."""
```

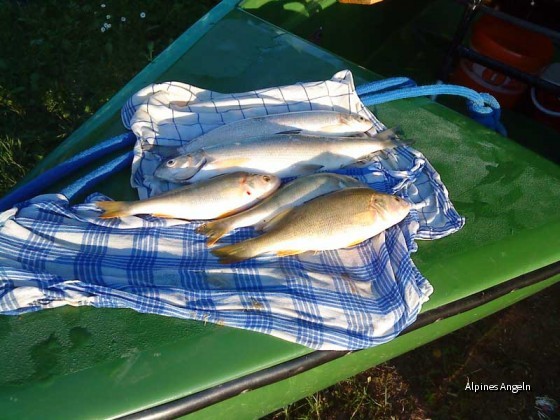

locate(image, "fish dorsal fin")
[[257, 207, 293, 232], [304, 163, 324, 171]]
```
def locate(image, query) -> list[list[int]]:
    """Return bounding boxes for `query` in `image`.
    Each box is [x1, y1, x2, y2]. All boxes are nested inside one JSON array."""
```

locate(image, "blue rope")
[[61, 151, 134, 200], [0, 132, 136, 211], [357, 81, 506, 136], [467, 92, 507, 136], [0, 78, 507, 210], [355, 77, 417, 96]]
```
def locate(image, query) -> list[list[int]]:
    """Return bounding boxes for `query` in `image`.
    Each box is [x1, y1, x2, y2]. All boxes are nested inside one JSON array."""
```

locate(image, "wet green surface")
[[188, 275, 560, 420], [245, 0, 560, 162], [1, 3, 559, 419]]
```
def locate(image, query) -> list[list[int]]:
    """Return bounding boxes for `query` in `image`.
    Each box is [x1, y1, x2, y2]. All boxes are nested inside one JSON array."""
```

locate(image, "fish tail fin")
[[196, 220, 232, 246], [95, 201, 132, 218], [211, 240, 257, 264], [375, 127, 415, 148]]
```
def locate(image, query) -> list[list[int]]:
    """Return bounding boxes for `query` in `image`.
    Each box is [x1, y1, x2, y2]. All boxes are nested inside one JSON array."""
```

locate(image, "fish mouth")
[[154, 153, 207, 183]]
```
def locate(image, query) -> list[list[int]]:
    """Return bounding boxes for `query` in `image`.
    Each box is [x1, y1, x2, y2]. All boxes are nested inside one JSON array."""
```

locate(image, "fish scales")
[[96, 172, 280, 220], [197, 173, 366, 245], [144, 111, 374, 157], [155, 130, 401, 183], [211, 187, 412, 264]]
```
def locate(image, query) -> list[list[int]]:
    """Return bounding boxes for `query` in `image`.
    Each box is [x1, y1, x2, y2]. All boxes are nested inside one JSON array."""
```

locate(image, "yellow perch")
[[197, 173, 365, 246], [211, 187, 411, 264], [96, 172, 280, 220]]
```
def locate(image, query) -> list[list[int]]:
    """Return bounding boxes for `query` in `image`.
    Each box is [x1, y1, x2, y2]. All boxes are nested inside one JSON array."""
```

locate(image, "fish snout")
[[154, 154, 202, 182], [387, 195, 413, 216]]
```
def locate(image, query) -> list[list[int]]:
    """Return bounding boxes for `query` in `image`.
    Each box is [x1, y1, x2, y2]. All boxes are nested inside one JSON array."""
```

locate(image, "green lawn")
[[0, 0, 219, 196]]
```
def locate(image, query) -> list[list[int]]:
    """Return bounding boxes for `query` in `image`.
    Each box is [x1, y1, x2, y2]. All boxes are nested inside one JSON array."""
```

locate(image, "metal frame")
[[439, 0, 560, 95]]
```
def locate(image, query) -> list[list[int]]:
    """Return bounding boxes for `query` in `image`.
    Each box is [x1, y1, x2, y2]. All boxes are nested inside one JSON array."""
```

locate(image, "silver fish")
[[211, 187, 411, 264], [154, 129, 402, 183], [197, 173, 366, 245], [95, 172, 280, 220], [143, 111, 374, 157]]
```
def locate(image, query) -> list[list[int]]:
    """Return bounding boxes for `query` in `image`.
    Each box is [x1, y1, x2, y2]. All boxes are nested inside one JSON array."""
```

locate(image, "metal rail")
[[457, 45, 560, 95], [440, 0, 560, 94]]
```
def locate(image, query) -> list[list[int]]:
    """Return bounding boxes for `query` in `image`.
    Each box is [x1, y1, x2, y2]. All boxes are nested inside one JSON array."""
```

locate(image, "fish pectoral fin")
[[319, 124, 348, 133], [345, 238, 367, 248], [152, 213, 181, 219], [276, 249, 304, 257], [258, 208, 293, 232], [210, 157, 252, 169]]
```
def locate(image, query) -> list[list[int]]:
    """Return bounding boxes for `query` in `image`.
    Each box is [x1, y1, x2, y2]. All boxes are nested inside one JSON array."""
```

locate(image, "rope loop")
[[356, 80, 506, 135]]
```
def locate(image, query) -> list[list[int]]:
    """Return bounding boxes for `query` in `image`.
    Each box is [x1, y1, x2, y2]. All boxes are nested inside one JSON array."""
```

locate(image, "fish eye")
[[166, 159, 176, 167], [263, 175, 271, 182]]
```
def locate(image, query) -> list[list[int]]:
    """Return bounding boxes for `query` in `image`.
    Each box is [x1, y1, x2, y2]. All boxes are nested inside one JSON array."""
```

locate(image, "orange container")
[[451, 14, 554, 108]]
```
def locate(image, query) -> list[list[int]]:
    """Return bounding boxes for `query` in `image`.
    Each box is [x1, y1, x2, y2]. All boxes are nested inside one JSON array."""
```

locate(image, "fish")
[[154, 128, 404, 183], [197, 173, 366, 245], [211, 187, 411, 264], [95, 172, 281, 220], [143, 111, 374, 157]]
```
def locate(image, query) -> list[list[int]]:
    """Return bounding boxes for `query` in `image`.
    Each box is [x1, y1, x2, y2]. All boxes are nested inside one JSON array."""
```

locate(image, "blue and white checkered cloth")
[[0, 71, 464, 350]]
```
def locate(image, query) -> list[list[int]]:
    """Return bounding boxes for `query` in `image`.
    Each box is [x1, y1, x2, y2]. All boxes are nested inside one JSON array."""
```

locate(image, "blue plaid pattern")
[[0, 71, 464, 350], [0, 191, 433, 350]]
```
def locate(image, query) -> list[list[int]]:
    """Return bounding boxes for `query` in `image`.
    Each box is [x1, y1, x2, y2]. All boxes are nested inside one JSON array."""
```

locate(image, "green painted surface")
[[0, 4, 559, 419], [241, 0, 440, 69], [243, 0, 560, 162], [187, 274, 560, 419], [0, 308, 305, 419]]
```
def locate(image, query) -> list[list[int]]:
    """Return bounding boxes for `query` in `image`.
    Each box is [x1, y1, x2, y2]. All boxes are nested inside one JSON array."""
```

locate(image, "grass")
[[265, 283, 559, 419], [0, 0, 220, 196], [1, 1, 558, 419], [0, 135, 29, 194]]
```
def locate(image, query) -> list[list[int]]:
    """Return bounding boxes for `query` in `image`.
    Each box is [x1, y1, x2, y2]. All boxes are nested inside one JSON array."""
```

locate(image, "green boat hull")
[[1, 1, 559, 418]]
